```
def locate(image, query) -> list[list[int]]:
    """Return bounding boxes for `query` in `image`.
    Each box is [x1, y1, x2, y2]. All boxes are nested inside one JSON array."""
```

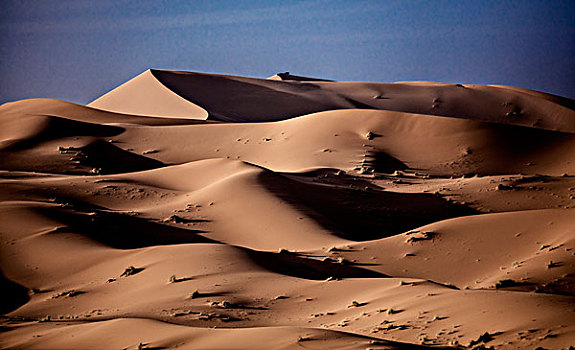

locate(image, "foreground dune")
[[1, 71, 574, 349]]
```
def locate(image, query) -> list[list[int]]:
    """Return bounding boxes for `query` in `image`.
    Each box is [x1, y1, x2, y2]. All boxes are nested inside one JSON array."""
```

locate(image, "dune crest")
[[88, 70, 208, 119], [107, 69, 575, 133]]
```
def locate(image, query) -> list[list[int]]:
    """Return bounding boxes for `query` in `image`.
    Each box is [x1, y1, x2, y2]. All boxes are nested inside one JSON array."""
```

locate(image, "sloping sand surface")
[[2, 319, 431, 350], [148, 70, 575, 132], [88, 70, 208, 119], [1, 71, 574, 349]]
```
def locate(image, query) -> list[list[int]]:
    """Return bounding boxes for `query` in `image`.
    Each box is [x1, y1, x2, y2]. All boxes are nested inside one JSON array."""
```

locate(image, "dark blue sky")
[[1, 0, 574, 104]]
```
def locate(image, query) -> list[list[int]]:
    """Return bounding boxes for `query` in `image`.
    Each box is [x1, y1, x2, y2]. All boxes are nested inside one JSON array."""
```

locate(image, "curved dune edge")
[[335, 209, 575, 292], [88, 70, 208, 119], [488, 84, 575, 111], [2, 103, 574, 176], [147, 70, 575, 132], [0, 319, 427, 350], [2, 71, 575, 349]]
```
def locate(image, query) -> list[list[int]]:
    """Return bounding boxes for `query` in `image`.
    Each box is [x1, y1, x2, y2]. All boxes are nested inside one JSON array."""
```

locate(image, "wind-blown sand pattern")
[[1, 71, 574, 349]]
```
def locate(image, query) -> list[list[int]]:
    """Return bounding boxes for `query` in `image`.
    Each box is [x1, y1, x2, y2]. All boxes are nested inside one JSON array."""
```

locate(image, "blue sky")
[[1, 0, 574, 104]]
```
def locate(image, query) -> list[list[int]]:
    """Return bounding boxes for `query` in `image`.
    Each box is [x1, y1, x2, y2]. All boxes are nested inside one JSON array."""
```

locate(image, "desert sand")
[[1, 70, 574, 349]]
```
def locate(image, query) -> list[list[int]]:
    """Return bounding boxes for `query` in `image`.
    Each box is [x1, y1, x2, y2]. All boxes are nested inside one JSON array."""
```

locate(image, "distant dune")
[[1, 70, 574, 349]]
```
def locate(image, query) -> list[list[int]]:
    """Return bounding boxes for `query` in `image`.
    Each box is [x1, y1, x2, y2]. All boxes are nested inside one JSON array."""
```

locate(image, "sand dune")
[[88, 70, 208, 119], [1, 70, 574, 349], [131, 70, 575, 132], [2, 319, 432, 350]]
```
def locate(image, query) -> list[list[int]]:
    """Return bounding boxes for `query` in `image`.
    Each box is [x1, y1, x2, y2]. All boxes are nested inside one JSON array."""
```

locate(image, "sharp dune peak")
[[88, 69, 209, 120]]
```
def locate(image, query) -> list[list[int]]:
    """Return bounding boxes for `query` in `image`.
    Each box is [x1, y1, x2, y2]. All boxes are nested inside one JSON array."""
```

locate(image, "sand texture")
[[1, 71, 574, 349]]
